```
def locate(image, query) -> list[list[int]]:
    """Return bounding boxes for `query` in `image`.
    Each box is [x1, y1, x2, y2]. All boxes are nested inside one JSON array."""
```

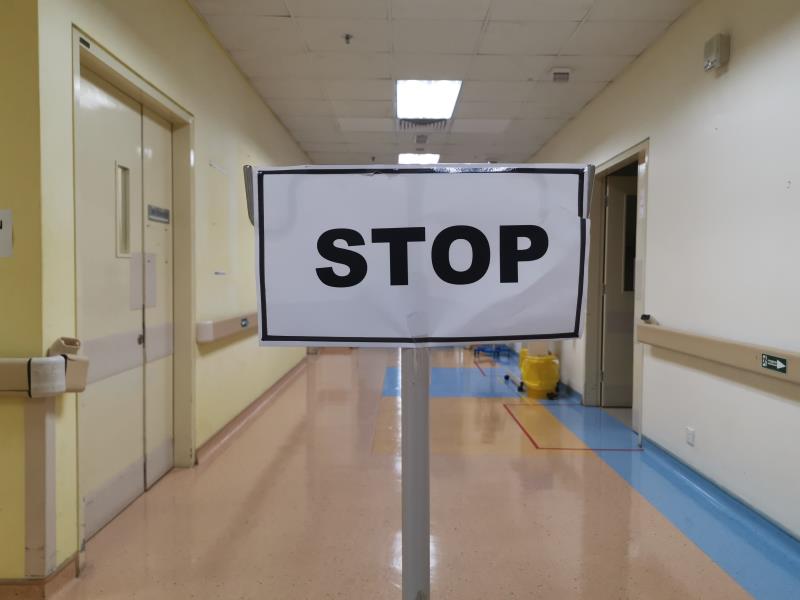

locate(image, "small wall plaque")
[[0, 210, 12, 257], [148, 205, 170, 224]]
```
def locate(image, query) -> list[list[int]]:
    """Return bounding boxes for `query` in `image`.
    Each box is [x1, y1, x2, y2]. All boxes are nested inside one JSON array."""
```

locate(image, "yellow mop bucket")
[[520, 354, 560, 399]]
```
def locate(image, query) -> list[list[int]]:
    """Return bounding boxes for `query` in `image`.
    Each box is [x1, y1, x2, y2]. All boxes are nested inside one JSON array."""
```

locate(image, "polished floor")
[[56, 348, 800, 599]]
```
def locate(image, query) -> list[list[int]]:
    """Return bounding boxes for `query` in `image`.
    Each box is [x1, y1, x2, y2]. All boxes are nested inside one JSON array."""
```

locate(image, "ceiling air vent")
[[551, 68, 571, 83], [398, 118, 448, 131]]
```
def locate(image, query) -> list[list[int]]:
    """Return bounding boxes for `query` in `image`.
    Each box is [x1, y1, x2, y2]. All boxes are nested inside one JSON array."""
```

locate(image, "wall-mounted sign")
[[762, 353, 787, 374], [147, 205, 170, 224], [248, 165, 593, 347], [0, 210, 12, 257]]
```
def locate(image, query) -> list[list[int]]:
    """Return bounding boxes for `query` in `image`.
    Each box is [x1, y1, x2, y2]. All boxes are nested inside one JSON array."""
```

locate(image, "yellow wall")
[[0, 0, 40, 579], [534, 0, 800, 536], [33, 0, 307, 568]]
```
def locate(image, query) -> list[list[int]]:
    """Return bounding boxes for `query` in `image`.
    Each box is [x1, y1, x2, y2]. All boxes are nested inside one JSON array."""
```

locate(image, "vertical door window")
[[116, 163, 130, 257], [623, 194, 637, 292]]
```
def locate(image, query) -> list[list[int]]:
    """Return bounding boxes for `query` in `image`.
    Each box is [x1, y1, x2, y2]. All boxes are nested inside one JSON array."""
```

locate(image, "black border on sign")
[[257, 166, 588, 344]]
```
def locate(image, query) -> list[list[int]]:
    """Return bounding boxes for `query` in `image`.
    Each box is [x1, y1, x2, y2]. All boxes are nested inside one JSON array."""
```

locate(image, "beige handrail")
[[0, 338, 89, 397], [637, 323, 799, 385], [196, 311, 258, 344]]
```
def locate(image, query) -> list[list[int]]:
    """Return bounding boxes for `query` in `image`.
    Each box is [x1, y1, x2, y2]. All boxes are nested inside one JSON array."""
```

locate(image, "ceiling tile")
[[313, 53, 391, 79], [480, 21, 579, 55], [332, 100, 394, 117], [489, 151, 532, 162], [440, 149, 491, 163], [280, 115, 341, 134], [542, 55, 634, 81], [450, 119, 512, 134], [518, 102, 576, 119], [397, 132, 449, 146], [395, 143, 446, 154], [489, 0, 592, 21], [501, 118, 566, 141], [467, 55, 552, 81], [307, 151, 351, 164], [445, 132, 502, 145], [296, 18, 392, 52], [234, 51, 319, 79], [454, 101, 522, 118], [337, 117, 396, 132], [340, 132, 398, 145], [204, 15, 303, 53], [324, 79, 394, 100], [391, 0, 492, 20], [286, 0, 389, 19], [266, 98, 333, 117], [393, 20, 483, 54], [292, 129, 347, 143], [459, 81, 533, 102], [348, 140, 399, 151], [589, 0, 697, 22], [301, 141, 355, 153], [190, 0, 290, 16], [561, 21, 669, 56], [392, 54, 471, 80], [530, 81, 606, 110], [253, 78, 326, 99]]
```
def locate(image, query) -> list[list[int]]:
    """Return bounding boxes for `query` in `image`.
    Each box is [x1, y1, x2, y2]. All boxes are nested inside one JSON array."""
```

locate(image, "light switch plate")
[[0, 210, 12, 257]]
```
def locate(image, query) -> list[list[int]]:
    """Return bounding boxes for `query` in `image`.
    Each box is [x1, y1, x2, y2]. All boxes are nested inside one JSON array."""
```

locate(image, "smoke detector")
[[551, 68, 572, 83]]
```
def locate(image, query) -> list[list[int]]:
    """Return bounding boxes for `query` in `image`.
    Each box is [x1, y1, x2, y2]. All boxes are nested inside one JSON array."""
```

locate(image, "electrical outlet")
[[686, 426, 696, 447]]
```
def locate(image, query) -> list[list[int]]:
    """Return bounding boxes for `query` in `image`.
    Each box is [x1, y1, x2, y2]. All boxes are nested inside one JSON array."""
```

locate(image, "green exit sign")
[[761, 353, 787, 374]]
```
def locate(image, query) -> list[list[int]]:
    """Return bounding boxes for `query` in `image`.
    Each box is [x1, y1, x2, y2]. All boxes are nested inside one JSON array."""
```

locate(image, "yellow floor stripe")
[[373, 396, 588, 456], [504, 404, 589, 450]]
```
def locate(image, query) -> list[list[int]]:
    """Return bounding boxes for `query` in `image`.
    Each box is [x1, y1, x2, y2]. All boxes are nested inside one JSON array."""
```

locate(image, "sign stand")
[[245, 163, 595, 600], [401, 347, 430, 600]]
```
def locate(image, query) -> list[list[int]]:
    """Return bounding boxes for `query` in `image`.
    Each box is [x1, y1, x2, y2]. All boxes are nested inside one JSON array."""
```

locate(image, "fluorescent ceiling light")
[[396, 80, 462, 119], [398, 153, 440, 164]]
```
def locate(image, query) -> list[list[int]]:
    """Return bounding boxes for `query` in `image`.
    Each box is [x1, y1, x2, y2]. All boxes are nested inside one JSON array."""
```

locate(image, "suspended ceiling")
[[190, 0, 697, 164]]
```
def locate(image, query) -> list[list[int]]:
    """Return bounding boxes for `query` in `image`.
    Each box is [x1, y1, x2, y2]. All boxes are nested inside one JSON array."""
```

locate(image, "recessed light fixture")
[[398, 153, 440, 165], [396, 80, 462, 119]]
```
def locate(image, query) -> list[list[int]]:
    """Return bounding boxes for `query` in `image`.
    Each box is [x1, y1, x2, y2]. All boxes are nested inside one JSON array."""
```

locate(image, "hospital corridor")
[[1, 0, 800, 599]]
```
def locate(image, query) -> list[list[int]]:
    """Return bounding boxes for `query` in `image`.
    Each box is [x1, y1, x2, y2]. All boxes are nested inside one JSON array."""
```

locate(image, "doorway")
[[75, 67, 174, 538], [71, 30, 196, 554], [581, 143, 648, 435], [601, 163, 638, 409]]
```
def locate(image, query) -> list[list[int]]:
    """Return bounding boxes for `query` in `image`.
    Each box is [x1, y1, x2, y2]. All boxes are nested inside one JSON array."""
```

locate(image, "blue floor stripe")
[[545, 403, 640, 449], [382, 366, 521, 398], [549, 401, 800, 599], [381, 364, 800, 599]]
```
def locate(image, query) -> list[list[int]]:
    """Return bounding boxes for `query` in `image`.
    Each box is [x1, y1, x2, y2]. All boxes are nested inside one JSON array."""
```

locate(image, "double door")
[[76, 68, 174, 538]]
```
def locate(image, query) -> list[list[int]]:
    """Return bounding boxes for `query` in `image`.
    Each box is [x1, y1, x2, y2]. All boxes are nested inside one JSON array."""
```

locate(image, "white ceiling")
[[190, 0, 697, 164]]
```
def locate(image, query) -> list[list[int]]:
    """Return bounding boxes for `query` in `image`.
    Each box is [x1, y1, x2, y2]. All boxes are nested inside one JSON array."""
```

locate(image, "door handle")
[[137, 333, 145, 345]]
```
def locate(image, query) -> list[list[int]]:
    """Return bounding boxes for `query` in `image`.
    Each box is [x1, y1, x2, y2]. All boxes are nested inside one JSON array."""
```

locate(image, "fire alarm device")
[[704, 34, 731, 71]]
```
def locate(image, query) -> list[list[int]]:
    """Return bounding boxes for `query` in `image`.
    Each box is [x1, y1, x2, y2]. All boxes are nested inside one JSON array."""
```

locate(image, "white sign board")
[[249, 165, 592, 347]]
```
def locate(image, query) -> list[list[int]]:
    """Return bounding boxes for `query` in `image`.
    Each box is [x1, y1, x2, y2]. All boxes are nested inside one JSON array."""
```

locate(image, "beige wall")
[[29, 0, 307, 571], [534, 0, 800, 536], [0, 0, 41, 578]]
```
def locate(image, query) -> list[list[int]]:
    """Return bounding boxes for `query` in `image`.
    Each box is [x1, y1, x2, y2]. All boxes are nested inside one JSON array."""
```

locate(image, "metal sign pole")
[[401, 347, 430, 600]]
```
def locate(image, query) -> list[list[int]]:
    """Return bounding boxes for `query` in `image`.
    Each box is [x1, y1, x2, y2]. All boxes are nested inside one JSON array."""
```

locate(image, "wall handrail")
[[196, 311, 258, 344], [637, 323, 799, 385], [0, 338, 89, 397]]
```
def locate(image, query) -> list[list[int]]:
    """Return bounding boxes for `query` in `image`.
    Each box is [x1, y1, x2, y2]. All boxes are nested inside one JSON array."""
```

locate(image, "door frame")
[[583, 141, 649, 439], [71, 27, 196, 552]]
